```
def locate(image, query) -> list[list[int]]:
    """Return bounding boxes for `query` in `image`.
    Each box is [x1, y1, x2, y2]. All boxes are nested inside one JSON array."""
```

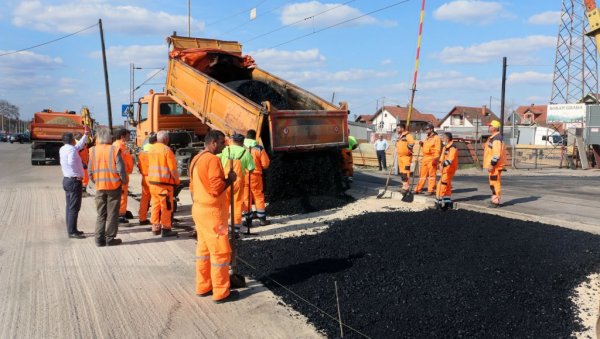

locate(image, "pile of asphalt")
[[225, 79, 290, 110], [238, 209, 600, 337], [264, 150, 353, 215]]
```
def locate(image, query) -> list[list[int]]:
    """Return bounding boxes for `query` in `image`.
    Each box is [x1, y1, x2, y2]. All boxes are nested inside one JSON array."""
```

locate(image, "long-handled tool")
[[228, 158, 246, 288], [402, 143, 421, 203], [376, 147, 397, 199]]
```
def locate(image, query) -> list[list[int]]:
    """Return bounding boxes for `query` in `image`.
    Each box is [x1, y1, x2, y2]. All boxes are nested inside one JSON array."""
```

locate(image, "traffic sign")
[[122, 104, 131, 117]]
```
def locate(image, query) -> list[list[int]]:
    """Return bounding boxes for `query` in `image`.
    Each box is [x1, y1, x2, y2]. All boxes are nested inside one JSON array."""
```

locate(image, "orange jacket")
[[77, 142, 89, 165], [137, 150, 149, 176], [113, 139, 134, 174], [396, 131, 415, 157], [89, 144, 121, 190], [422, 133, 441, 159], [439, 140, 458, 173], [483, 132, 506, 170], [245, 144, 270, 175], [146, 142, 180, 186]]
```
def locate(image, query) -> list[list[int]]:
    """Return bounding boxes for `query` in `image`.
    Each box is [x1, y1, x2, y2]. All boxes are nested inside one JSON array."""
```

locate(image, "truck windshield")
[[140, 103, 148, 122], [160, 103, 185, 116]]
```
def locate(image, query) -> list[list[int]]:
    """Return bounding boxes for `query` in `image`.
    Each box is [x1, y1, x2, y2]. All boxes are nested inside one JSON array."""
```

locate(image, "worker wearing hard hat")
[[189, 130, 239, 303], [483, 120, 507, 207], [218, 133, 255, 234], [414, 123, 441, 195], [395, 123, 415, 194], [436, 132, 458, 210]]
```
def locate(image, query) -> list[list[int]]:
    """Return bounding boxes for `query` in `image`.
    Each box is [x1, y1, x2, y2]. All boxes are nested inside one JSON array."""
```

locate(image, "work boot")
[[259, 217, 270, 226], [125, 211, 134, 219], [107, 238, 122, 246], [161, 229, 178, 237], [152, 225, 161, 235], [139, 219, 151, 226], [242, 218, 252, 227], [214, 290, 240, 304], [118, 216, 129, 224]]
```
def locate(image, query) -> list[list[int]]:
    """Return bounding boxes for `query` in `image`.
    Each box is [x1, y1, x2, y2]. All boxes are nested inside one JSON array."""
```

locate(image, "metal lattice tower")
[[551, 0, 599, 104]]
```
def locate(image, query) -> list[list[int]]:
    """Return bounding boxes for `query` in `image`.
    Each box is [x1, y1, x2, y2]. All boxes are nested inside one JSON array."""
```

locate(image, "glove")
[[82, 164, 88, 170]]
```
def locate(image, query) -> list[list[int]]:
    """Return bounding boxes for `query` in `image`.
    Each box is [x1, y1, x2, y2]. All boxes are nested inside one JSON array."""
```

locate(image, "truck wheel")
[[31, 160, 38, 166]]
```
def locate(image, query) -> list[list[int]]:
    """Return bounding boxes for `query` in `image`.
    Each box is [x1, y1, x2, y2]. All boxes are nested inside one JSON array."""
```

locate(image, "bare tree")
[[0, 100, 20, 120]]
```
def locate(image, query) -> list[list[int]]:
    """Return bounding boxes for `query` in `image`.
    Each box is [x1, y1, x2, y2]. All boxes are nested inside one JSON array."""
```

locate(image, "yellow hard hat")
[[489, 120, 501, 129]]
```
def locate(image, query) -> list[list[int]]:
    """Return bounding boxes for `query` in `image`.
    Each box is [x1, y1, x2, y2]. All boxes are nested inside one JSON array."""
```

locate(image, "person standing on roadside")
[[395, 123, 415, 194], [189, 130, 239, 303], [137, 133, 156, 226], [88, 127, 128, 247], [483, 120, 506, 208], [374, 134, 389, 171], [113, 129, 134, 224], [414, 124, 441, 195], [243, 129, 271, 226], [59, 126, 90, 239], [436, 132, 458, 209]]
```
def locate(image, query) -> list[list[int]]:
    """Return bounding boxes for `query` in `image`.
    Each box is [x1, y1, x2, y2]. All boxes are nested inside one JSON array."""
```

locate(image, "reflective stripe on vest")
[[90, 144, 121, 190], [146, 145, 176, 185]]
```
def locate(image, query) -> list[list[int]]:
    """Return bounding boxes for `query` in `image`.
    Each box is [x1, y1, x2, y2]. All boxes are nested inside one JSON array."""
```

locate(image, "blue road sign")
[[122, 104, 131, 117]]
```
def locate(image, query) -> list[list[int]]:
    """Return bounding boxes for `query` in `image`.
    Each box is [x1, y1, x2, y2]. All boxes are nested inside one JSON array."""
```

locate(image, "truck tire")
[[225, 80, 290, 110]]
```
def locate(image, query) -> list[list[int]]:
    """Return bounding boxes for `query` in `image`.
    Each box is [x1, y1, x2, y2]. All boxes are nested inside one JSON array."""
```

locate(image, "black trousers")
[[376, 150, 387, 170], [63, 177, 83, 235]]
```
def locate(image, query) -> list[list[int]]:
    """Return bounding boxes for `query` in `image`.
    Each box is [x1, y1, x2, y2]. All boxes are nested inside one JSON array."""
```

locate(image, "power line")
[[206, 0, 270, 26], [134, 68, 166, 92], [268, 0, 411, 49], [0, 23, 98, 57], [243, 0, 358, 44]]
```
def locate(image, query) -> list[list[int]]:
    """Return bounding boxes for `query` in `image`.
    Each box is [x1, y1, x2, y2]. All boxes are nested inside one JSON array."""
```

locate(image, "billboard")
[[547, 103, 586, 122]]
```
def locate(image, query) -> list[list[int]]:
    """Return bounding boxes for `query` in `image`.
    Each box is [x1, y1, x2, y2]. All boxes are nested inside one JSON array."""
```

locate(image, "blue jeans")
[[63, 177, 83, 235]]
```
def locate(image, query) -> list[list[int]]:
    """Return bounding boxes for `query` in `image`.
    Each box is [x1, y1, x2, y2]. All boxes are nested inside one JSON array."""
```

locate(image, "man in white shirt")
[[59, 126, 90, 239], [374, 134, 389, 171]]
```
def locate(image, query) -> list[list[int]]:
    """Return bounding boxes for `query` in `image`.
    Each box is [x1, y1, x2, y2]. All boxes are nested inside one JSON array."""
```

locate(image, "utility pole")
[[500, 57, 507, 133], [188, 0, 191, 37], [99, 18, 113, 131]]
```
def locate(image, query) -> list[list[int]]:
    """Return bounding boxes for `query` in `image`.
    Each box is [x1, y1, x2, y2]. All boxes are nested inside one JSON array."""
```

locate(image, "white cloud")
[[435, 35, 556, 64], [508, 71, 553, 85], [423, 70, 463, 80], [250, 48, 326, 71], [280, 1, 380, 28], [89, 44, 167, 67], [527, 11, 561, 25], [280, 69, 396, 85], [12, 0, 204, 35], [380, 59, 392, 66], [433, 1, 505, 24], [0, 50, 63, 91]]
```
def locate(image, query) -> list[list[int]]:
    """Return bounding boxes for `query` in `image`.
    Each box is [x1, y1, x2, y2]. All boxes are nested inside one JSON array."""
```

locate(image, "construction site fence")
[[353, 142, 576, 170]]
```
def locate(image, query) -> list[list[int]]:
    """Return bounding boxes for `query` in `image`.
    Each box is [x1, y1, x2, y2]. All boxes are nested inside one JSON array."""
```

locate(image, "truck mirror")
[[541, 136, 547, 141]]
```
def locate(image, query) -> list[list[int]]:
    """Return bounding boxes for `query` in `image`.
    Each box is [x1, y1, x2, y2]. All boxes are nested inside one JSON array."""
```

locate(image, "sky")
[[0, 0, 567, 125]]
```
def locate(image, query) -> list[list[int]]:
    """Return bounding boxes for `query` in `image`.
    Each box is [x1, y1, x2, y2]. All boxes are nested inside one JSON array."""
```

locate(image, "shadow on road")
[[454, 194, 489, 202], [453, 187, 478, 194], [502, 196, 541, 207]]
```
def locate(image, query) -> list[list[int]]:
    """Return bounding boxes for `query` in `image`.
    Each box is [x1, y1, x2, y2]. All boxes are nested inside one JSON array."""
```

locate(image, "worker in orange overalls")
[[137, 133, 156, 225], [113, 128, 134, 224], [242, 129, 271, 226], [395, 123, 415, 194], [189, 130, 238, 303], [74, 132, 91, 197], [219, 133, 255, 234], [436, 132, 458, 210], [414, 123, 441, 195], [145, 130, 180, 237], [483, 120, 506, 207], [341, 135, 358, 186]]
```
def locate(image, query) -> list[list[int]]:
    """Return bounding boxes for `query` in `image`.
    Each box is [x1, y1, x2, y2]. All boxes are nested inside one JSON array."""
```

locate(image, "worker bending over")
[[436, 132, 458, 210], [189, 130, 239, 303], [341, 134, 358, 184], [113, 129, 134, 224], [145, 130, 179, 237], [415, 123, 441, 195], [219, 133, 255, 234], [243, 129, 271, 226], [483, 120, 506, 208], [395, 123, 415, 194], [137, 133, 156, 225]]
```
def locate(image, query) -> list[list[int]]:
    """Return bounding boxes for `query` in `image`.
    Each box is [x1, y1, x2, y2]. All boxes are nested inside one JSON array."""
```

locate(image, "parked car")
[[0, 133, 7, 142], [9, 133, 30, 144]]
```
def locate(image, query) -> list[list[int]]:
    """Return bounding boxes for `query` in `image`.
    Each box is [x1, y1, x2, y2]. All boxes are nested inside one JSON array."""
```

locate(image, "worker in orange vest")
[[414, 123, 441, 195], [436, 132, 458, 210], [74, 132, 91, 197], [88, 127, 128, 247], [395, 123, 415, 194], [219, 133, 255, 234], [137, 132, 156, 225], [189, 130, 238, 303], [242, 129, 271, 226], [145, 130, 180, 237], [113, 128, 134, 224], [483, 120, 506, 207]]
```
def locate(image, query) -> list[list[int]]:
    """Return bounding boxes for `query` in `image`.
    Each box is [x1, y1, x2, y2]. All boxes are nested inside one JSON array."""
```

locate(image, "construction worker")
[[113, 129, 134, 224], [341, 134, 358, 183], [74, 132, 91, 197], [88, 127, 128, 247], [145, 130, 180, 237], [137, 133, 156, 225], [483, 120, 507, 207], [415, 123, 441, 195], [189, 130, 238, 303], [436, 132, 458, 210], [219, 133, 255, 234], [395, 123, 415, 194], [243, 129, 271, 226]]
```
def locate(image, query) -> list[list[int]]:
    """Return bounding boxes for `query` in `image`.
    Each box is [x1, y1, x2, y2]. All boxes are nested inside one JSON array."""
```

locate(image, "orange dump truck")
[[131, 35, 349, 191], [30, 109, 85, 165]]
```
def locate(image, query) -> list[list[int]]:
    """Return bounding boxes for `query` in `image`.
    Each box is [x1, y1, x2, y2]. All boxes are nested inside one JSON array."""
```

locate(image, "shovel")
[[376, 150, 397, 199], [401, 143, 422, 203], [228, 159, 246, 289]]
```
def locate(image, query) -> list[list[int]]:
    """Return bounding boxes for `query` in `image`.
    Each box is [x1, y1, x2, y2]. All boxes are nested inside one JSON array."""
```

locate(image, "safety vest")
[[439, 141, 458, 172], [137, 150, 149, 176], [483, 132, 507, 169], [113, 139, 134, 174], [146, 143, 180, 186], [89, 144, 121, 190], [422, 133, 441, 158], [396, 131, 415, 157]]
